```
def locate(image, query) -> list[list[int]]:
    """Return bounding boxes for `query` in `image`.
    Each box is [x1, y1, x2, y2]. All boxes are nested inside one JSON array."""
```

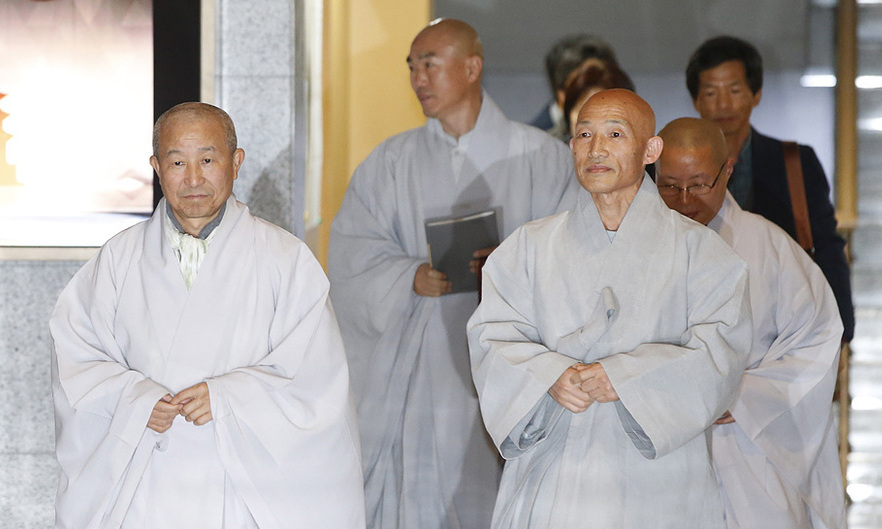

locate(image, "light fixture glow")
[[857, 75, 882, 89], [800, 74, 837, 87], [847, 483, 875, 503], [858, 118, 882, 131], [799, 73, 882, 89], [851, 395, 882, 410]]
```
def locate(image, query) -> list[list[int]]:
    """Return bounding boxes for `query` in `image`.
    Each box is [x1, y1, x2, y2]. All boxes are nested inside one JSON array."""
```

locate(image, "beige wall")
[[319, 0, 430, 267]]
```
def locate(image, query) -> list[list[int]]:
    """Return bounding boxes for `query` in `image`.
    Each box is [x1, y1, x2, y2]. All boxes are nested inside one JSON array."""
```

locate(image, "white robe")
[[709, 194, 845, 529], [328, 94, 578, 529], [467, 178, 752, 529], [50, 196, 365, 529]]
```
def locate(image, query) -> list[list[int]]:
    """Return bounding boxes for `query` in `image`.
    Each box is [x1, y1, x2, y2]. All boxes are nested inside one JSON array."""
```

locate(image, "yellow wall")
[[319, 0, 430, 267]]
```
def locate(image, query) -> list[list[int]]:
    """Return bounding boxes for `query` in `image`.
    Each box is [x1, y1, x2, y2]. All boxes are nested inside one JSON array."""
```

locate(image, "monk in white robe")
[[328, 19, 577, 529], [50, 103, 365, 529], [467, 90, 752, 529], [655, 117, 845, 529]]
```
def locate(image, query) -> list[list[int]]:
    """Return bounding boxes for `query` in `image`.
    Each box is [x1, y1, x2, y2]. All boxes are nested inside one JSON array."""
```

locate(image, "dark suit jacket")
[[749, 129, 854, 341]]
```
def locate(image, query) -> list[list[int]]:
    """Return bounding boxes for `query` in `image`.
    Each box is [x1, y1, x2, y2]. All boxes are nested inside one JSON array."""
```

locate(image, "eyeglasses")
[[656, 161, 727, 197]]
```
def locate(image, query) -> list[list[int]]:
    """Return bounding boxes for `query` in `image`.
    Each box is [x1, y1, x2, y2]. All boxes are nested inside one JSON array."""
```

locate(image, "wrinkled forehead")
[[581, 96, 652, 136], [158, 114, 225, 149], [577, 103, 636, 131]]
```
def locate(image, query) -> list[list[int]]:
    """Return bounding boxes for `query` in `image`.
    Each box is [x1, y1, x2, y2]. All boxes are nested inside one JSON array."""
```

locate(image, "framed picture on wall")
[[0, 0, 154, 247]]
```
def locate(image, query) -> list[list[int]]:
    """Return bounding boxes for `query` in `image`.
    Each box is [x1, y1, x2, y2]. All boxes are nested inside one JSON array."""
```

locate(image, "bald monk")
[[656, 118, 846, 529], [328, 18, 578, 529], [50, 103, 364, 528], [467, 90, 752, 529]]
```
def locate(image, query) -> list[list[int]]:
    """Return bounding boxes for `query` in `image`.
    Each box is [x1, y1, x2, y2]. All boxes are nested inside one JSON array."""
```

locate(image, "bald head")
[[658, 117, 728, 165], [407, 18, 484, 136], [577, 89, 656, 142], [153, 102, 237, 158], [415, 18, 483, 59], [655, 117, 733, 226]]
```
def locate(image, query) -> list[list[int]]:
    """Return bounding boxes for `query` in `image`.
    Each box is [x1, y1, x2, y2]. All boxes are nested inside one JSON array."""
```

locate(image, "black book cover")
[[425, 210, 499, 293]]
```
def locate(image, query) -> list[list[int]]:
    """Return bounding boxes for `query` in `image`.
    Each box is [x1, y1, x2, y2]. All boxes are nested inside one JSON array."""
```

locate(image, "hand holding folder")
[[425, 209, 499, 294]]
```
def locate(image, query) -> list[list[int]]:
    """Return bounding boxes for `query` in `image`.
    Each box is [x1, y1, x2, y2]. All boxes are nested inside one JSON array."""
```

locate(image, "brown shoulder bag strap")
[[782, 141, 815, 257]]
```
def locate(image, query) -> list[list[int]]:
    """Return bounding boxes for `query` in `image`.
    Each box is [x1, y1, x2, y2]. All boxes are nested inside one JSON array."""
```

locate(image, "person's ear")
[[466, 55, 482, 84], [643, 136, 663, 164], [719, 157, 735, 186], [231, 148, 245, 180]]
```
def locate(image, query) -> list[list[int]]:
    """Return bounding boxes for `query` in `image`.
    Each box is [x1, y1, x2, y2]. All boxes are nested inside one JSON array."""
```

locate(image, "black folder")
[[425, 210, 499, 293]]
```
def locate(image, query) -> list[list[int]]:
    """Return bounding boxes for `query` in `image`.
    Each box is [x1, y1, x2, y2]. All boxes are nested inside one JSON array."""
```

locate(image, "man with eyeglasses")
[[656, 117, 846, 529]]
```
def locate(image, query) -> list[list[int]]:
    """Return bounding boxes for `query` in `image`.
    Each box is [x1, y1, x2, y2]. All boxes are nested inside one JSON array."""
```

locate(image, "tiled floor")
[[847, 312, 882, 527], [846, 218, 882, 528]]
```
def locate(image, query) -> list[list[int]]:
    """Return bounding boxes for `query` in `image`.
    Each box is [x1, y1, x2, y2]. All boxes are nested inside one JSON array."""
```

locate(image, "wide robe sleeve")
[[600, 227, 752, 459], [328, 139, 426, 345], [51, 239, 176, 528], [326, 136, 441, 490], [467, 225, 579, 457], [204, 230, 365, 529], [727, 222, 843, 494]]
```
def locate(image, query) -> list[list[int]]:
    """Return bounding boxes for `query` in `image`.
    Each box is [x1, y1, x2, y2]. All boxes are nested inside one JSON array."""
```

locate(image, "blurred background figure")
[[528, 34, 621, 132], [558, 58, 634, 142]]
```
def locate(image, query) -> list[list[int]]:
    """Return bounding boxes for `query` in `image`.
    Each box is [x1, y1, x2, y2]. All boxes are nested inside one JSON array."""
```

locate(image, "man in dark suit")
[[686, 36, 854, 342]]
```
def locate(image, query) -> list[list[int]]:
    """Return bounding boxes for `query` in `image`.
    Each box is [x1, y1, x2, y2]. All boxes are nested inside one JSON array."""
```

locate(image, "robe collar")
[[140, 195, 247, 356], [165, 201, 227, 239], [707, 192, 737, 235], [565, 175, 676, 333], [709, 192, 743, 248], [425, 92, 511, 176], [569, 174, 665, 254]]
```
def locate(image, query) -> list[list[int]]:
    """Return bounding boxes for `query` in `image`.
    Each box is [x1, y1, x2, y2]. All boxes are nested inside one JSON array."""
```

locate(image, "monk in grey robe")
[[655, 117, 845, 529], [328, 18, 578, 529], [51, 103, 365, 529], [467, 89, 752, 529]]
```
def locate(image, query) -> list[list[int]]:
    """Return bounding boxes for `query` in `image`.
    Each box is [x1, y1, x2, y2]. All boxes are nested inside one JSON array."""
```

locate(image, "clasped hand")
[[147, 382, 213, 433], [548, 363, 619, 413]]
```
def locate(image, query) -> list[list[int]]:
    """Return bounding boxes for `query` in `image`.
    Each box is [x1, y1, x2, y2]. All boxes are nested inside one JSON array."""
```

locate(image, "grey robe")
[[467, 178, 752, 529], [710, 194, 845, 529], [51, 197, 365, 529], [328, 94, 578, 529]]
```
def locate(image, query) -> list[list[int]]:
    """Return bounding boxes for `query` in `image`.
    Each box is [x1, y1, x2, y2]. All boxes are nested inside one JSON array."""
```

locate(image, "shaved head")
[[153, 102, 237, 159], [407, 18, 484, 136], [577, 89, 655, 142], [416, 18, 483, 59], [655, 117, 733, 226], [658, 117, 728, 165]]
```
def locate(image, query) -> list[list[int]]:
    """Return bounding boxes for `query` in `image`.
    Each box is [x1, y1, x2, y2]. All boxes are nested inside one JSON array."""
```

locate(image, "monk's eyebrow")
[[406, 52, 437, 64]]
